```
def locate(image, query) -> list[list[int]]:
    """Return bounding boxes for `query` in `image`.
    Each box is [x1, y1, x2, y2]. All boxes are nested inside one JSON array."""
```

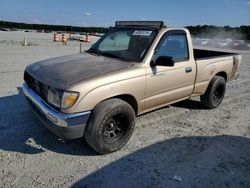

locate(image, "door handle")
[[185, 67, 192, 73]]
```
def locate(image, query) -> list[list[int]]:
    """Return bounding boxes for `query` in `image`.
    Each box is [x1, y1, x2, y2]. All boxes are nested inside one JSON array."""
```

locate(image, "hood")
[[25, 53, 131, 90]]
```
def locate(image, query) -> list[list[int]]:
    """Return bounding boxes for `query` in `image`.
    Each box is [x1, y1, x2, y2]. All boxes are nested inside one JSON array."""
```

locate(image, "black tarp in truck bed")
[[194, 49, 238, 60]]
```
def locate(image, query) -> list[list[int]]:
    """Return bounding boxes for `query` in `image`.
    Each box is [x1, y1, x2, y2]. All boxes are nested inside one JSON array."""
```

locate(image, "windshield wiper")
[[101, 52, 128, 61], [85, 48, 101, 56], [86, 49, 130, 62]]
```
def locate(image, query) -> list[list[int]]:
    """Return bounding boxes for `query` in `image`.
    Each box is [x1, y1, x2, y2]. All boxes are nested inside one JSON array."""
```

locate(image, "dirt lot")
[[0, 31, 250, 188]]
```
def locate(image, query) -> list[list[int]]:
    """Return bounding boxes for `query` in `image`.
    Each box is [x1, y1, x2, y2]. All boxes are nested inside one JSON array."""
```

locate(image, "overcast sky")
[[0, 0, 250, 27]]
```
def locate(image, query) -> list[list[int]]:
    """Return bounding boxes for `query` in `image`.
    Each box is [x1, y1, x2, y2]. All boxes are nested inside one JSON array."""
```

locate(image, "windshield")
[[88, 28, 157, 62]]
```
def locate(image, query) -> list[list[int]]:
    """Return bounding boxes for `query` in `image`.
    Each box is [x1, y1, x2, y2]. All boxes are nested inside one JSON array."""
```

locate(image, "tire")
[[84, 98, 135, 154], [200, 76, 226, 109]]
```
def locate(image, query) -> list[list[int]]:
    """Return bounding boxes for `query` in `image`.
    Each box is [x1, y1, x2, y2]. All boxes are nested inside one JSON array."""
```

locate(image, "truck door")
[[144, 30, 196, 110]]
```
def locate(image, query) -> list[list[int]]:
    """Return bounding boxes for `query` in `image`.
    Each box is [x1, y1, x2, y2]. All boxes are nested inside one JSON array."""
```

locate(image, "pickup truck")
[[23, 21, 241, 154]]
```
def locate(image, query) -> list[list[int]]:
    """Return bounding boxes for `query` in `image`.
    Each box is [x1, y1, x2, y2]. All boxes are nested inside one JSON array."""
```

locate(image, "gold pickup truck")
[[23, 21, 241, 154]]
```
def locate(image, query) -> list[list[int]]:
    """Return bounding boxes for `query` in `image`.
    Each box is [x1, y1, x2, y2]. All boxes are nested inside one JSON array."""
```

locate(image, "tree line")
[[0, 20, 109, 33], [1, 20, 250, 40]]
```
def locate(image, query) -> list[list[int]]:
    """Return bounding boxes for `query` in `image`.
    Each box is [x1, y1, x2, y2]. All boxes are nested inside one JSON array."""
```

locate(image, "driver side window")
[[155, 33, 189, 62]]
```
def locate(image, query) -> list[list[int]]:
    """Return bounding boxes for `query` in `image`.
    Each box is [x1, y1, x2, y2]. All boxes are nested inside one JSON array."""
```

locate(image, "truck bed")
[[194, 49, 237, 60], [193, 48, 241, 94]]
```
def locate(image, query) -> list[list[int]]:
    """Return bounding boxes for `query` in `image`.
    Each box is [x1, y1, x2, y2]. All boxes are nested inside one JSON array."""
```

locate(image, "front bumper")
[[22, 83, 91, 139]]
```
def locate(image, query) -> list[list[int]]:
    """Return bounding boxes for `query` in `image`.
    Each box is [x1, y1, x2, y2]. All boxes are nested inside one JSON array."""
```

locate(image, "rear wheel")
[[200, 76, 226, 109], [84, 98, 135, 154]]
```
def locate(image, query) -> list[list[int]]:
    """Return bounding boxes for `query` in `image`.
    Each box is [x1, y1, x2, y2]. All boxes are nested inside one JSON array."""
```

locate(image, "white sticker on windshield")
[[133, 30, 152, 36]]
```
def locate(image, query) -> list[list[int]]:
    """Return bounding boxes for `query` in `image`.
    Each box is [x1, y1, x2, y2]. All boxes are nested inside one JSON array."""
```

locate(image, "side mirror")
[[151, 56, 175, 67]]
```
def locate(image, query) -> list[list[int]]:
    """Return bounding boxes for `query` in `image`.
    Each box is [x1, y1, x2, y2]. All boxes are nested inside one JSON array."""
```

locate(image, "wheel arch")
[[106, 94, 138, 115], [215, 71, 227, 82]]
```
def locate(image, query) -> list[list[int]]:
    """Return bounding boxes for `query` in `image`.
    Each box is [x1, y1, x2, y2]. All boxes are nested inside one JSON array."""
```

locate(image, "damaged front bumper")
[[22, 83, 91, 139]]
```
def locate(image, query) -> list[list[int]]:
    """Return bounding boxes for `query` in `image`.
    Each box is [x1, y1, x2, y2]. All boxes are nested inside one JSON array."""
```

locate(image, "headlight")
[[47, 87, 79, 109], [47, 88, 62, 108]]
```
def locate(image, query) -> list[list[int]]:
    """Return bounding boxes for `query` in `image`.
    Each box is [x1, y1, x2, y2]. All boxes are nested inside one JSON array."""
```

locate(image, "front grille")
[[24, 71, 48, 101]]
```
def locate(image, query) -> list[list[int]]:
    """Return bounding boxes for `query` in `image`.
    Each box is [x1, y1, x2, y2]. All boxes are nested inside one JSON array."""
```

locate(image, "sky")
[[0, 0, 250, 27]]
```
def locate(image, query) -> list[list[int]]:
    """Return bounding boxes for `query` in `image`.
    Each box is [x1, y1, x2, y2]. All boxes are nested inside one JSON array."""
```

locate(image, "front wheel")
[[84, 98, 135, 154], [200, 76, 226, 109]]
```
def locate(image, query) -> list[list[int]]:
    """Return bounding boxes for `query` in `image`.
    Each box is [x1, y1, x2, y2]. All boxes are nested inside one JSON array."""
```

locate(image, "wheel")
[[84, 98, 135, 154], [200, 76, 226, 109]]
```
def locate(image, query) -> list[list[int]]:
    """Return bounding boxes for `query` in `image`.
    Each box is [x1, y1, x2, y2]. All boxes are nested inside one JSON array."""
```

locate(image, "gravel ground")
[[0, 31, 250, 188]]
